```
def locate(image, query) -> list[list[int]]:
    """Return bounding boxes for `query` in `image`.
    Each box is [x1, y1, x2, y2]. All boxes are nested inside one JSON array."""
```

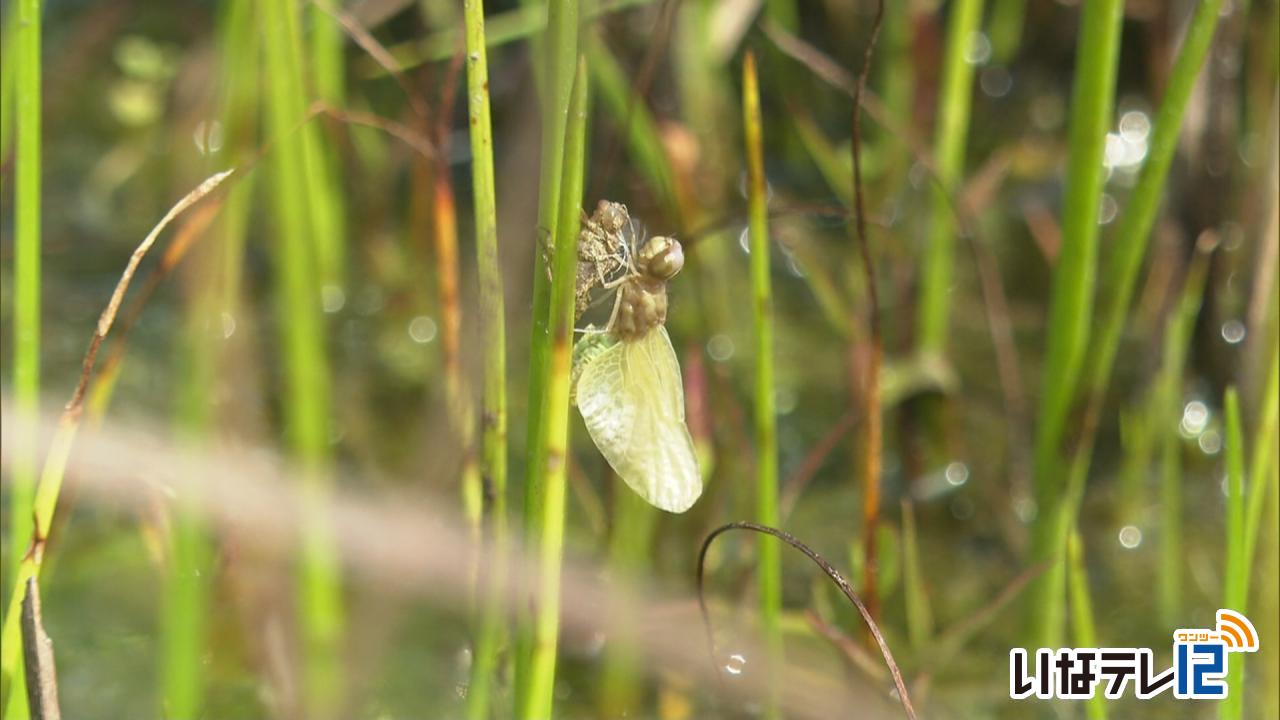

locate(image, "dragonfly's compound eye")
[[640, 236, 684, 280]]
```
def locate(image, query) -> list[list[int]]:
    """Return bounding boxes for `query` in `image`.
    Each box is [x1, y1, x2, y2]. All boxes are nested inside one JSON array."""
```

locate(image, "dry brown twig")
[[20, 579, 60, 720]]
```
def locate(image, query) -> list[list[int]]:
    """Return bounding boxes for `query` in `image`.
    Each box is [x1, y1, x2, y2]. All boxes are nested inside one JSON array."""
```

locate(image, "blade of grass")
[[524, 56, 588, 720], [515, 0, 580, 708], [1024, 0, 1124, 649], [901, 500, 932, 652], [1243, 293, 1279, 588], [1066, 528, 1107, 720], [917, 0, 983, 354], [0, 169, 234, 715], [1154, 244, 1213, 628], [1222, 387, 1246, 719], [462, 0, 510, 714], [260, 0, 344, 713], [742, 50, 782, 718], [307, 0, 349, 295]]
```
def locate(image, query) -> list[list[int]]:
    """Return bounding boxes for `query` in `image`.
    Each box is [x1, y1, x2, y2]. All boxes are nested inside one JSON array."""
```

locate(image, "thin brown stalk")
[[766, 16, 1030, 509], [696, 521, 918, 720], [779, 409, 858, 519], [850, 0, 885, 625], [310, 0, 429, 119]]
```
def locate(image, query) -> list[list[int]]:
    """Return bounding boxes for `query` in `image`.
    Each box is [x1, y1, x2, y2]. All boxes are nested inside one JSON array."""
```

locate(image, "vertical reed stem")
[[1025, 0, 1124, 649], [918, 0, 982, 354], [462, 0, 509, 714], [5, 0, 42, 714], [260, 0, 343, 713], [1223, 386, 1246, 720], [742, 50, 782, 718], [516, 0, 579, 708], [524, 56, 588, 720]]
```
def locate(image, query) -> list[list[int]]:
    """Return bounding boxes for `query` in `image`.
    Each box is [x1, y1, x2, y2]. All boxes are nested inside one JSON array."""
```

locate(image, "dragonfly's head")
[[638, 235, 684, 281]]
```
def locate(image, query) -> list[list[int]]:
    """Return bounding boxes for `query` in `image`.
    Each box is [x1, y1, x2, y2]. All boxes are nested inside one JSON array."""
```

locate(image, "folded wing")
[[575, 326, 702, 513]]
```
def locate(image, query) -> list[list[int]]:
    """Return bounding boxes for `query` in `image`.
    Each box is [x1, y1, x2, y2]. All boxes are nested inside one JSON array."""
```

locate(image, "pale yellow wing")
[[574, 326, 702, 513]]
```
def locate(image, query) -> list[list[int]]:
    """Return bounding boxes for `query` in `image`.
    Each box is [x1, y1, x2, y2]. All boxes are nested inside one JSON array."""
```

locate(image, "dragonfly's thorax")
[[611, 235, 683, 341], [613, 277, 668, 341]]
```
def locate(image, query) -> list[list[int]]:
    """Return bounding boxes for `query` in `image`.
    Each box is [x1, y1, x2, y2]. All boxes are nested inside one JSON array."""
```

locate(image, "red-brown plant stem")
[[852, 0, 885, 624]]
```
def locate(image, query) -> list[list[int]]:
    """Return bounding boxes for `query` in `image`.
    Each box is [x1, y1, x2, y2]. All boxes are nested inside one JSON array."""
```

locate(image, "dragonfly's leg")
[[604, 288, 624, 333], [601, 274, 630, 290]]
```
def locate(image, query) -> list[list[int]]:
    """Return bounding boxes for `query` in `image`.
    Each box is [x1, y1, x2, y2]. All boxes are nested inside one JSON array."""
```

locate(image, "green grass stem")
[[1024, 0, 1124, 649], [743, 50, 782, 719], [523, 56, 588, 720], [1153, 246, 1212, 628], [1066, 528, 1107, 720], [1243, 314, 1279, 592], [515, 0, 579, 708], [901, 500, 933, 651], [4, 0, 42, 714], [1222, 387, 1246, 719], [260, 0, 344, 713], [1080, 0, 1225, 426], [598, 490, 657, 716], [307, 1, 348, 293], [462, 0, 510, 714], [987, 0, 1025, 64], [917, 0, 982, 354]]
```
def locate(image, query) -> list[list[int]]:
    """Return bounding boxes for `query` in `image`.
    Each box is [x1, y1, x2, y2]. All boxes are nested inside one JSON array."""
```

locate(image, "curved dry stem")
[[696, 521, 919, 720]]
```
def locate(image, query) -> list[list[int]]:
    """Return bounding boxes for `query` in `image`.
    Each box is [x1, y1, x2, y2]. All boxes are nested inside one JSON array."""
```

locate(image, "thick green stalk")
[[307, 0, 347, 293], [462, 0, 509, 715], [4, 0, 41, 715], [917, 0, 982, 354], [524, 57, 588, 720], [1025, 0, 1124, 649], [1223, 387, 1246, 720], [743, 51, 782, 719], [260, 0, 343, 714], [516, 0, 579, 708]]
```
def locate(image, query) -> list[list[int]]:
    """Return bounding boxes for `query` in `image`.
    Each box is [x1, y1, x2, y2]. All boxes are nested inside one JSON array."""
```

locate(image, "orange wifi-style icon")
[[1217, 610, 1259, 652]]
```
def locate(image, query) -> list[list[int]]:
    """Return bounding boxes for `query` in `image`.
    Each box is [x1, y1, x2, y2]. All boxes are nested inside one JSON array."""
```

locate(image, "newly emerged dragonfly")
[[569, 201, 701, 514]]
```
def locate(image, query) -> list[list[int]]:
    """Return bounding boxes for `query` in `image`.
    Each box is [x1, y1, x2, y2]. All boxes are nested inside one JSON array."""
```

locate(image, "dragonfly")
[[569, 201, 702, 514]]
